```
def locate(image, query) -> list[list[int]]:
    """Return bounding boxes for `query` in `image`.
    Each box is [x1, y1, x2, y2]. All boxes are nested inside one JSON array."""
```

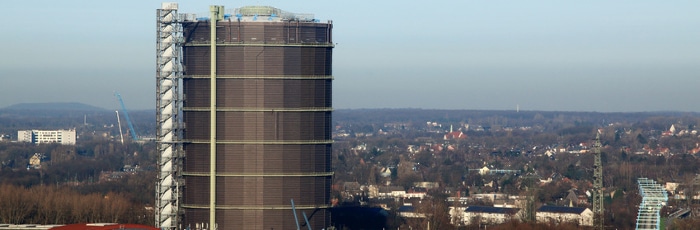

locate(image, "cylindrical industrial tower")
[[179, 6, 333, 230]]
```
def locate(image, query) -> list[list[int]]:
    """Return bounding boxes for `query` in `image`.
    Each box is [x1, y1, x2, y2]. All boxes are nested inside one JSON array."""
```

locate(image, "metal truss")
[[636, 178, 668, 230], [156, 2, 183, 229]]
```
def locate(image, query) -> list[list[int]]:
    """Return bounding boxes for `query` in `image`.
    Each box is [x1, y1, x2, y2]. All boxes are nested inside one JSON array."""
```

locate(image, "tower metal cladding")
[[174, 5, 333, 230]]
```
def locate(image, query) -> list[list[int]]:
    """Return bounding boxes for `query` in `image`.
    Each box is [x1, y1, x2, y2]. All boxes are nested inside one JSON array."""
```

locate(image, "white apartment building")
[[450, 206, 521, 226], [536, 206, 593, 226], [18, 129, 76, 145]]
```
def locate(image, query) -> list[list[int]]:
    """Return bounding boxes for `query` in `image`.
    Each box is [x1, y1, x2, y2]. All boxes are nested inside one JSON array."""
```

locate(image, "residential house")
[[398, 204, 427, 218], [544, 150, 555, 157], [478, 166, 490, 175], [367, 185, 379, 198], [342, 182, 363, 200], [377, 186, 405, 198], [536, 206, 593, 226], [665, 182, 680, 196], [28, 153, 44, 169], [689, 144, 700, 154], [563, 189, 589, 206], [450, 206, 521, 226], [447, 196, 470, 206], [493, 195, 529, 209], [404, 187, 427, 199], [343, 182, 361, 192], [444, 131, 467, 140], [413, 182, 440, 190], [471, 193, 508, 203], [407, 145, 420, 154]]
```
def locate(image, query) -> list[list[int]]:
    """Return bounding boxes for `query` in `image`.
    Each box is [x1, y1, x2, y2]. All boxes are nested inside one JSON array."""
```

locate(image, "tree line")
[[0, 184, 152, 225]]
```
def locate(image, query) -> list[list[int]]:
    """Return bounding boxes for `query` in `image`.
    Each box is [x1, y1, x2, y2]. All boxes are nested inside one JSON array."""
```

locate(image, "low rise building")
[[450, 206, 520, 226], [413, 181, 440, 190], [397, 204, 427, 218], [377, 186, 405, 198], [28, 153, 44, 169], [536, 206, 593, 226], [404, 187, 427, 199], [18, 129, 76, 145]]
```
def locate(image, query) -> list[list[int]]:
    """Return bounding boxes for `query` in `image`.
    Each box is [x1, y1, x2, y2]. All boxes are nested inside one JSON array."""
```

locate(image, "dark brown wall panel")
[[181, 19, 332, 230], [184, 46, 332, 76]]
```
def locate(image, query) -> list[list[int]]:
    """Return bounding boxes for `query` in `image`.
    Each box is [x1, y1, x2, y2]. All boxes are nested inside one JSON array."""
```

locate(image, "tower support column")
[[209, 5, 224, 230]]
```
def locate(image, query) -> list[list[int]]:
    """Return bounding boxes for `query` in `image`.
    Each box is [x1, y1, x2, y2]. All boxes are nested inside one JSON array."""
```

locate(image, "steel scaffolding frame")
[[156, 2, 183, 229], [636, 178, 668, 230], [592, 133, 604, 230]]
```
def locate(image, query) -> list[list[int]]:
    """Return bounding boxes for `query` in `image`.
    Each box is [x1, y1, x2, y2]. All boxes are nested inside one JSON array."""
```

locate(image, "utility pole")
[[593, 132, 604, 230]]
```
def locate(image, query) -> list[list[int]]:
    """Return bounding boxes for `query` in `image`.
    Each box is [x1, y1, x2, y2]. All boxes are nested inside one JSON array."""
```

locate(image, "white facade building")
[[536, 206, 593, 226], [17, 129, 76, 145], [450, 206, 521, 226]]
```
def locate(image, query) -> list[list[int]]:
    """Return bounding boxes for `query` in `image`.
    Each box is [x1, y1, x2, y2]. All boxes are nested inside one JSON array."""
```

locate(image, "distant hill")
[[2, 102, 106, 111]]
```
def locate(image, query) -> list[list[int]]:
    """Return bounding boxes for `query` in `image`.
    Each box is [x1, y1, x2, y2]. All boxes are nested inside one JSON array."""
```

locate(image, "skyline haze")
[[1, 0, 698, 112]]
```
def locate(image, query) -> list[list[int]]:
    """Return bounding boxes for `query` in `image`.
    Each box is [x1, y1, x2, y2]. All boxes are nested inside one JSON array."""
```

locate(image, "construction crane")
[[115, 92, 139, 141], [116, 110, 125, 144]]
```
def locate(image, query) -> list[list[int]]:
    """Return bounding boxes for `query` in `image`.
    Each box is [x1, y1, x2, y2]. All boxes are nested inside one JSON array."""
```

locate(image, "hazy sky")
[[1, 1, 698, 112]]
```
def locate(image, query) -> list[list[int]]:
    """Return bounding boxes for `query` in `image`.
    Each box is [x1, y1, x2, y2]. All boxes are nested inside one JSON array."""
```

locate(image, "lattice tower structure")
[[635, 178, 668, 230], [520, 173, 541, 223], [179, 5, 334, 230], [592, 133, 604, 230], [156, 2, 184, 229]]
